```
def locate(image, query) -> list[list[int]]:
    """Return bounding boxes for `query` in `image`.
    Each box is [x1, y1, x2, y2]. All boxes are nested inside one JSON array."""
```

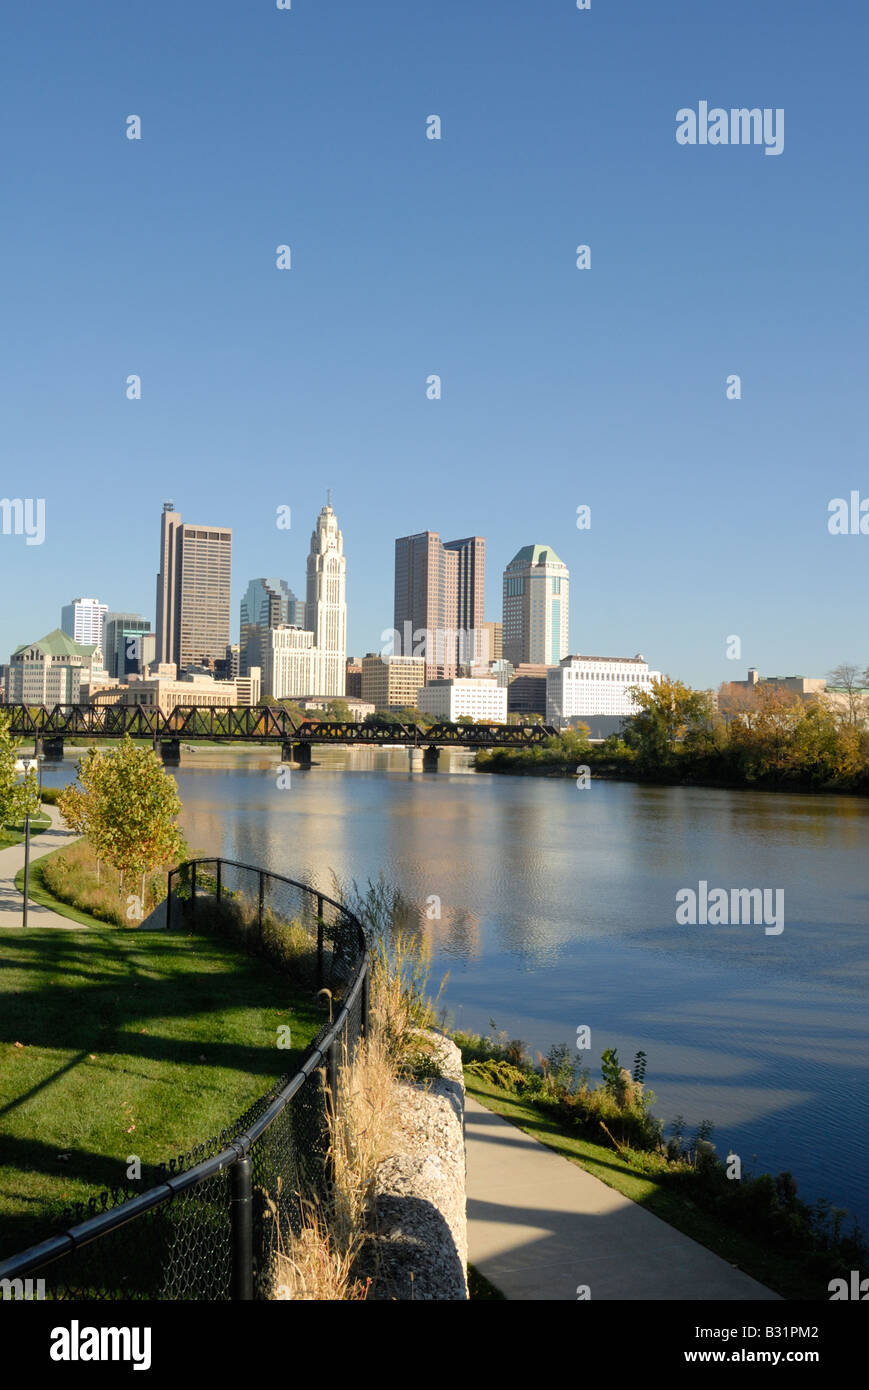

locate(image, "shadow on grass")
[[0, 926, 324, 1257]]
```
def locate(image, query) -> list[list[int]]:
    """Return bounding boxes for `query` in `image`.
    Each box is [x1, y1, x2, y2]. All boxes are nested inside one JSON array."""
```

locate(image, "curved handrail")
[[0, 859, 369, 1289]]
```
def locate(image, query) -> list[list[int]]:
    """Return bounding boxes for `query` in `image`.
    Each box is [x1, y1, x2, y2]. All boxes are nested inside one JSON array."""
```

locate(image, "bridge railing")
[[5, 702, 557, 746], [0, 860, 368, 1301]]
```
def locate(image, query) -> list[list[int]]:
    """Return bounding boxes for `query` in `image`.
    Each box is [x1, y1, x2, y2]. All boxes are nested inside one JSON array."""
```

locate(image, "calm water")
[[45, 748, 869, 1229]]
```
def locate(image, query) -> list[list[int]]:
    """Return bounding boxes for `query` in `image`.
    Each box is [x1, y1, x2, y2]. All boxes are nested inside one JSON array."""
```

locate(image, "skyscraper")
[[502, 544, 570, 667], [393, 531, 486, 680], [61, 597, 107, 649], [155, 502, 181, 665], [305, 500, 347, 696], [102, 612, 152, 678], [239, 578, 303, 677], [155, 501, 232, 669]]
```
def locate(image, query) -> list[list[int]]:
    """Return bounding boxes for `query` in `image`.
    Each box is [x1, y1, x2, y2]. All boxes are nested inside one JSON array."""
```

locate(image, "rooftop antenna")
[[326, 487, 332, 508]]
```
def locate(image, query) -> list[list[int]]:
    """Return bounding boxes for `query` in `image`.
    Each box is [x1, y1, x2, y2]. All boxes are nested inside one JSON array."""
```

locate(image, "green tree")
[[60, 738, 187, 913], [0, 711, 39, 826], [325, 699, 352, 722], [626, 677, 714, 768]]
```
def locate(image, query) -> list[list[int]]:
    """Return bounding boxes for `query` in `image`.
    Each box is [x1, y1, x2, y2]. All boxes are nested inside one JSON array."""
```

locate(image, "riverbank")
[[41, 756, 869, 1235], [475, 754, 869, 797], [462, 1068, 864, 1302], [475, 738, 869, 797], [464, 1084, 779, 1301]]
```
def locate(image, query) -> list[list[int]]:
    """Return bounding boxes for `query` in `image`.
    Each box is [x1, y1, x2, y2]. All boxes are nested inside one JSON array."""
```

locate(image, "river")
[[45, 746, 869, 1232]]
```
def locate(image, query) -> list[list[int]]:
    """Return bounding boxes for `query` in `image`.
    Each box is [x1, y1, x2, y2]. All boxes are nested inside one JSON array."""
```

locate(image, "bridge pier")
[[407, 746, 422, 772], [42, 737, 64, 762], [281, 740, 311, 767], [422, 745, 440, 773], [157, 738, 181, 765]]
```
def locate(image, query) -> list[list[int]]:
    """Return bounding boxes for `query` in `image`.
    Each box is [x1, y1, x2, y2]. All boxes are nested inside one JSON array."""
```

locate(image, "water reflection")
[[40, 749, 869, 1225]]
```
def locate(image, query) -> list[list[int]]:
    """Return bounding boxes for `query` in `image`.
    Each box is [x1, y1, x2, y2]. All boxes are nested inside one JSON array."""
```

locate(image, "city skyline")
[[2, 491, 851, 695], [1, 3, 866, 689]]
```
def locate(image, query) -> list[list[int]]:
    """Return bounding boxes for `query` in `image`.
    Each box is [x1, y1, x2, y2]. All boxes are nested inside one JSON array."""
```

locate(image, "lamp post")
[[14, 757, 39, 930], [22, 810, 30, 929]]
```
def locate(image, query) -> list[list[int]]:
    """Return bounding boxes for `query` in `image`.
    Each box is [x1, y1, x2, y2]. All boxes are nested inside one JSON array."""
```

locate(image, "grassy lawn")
[[13, 854, 103, 927], [0, 927, 323, 1260], [465, 1073, 820, 1301], [0, 811, 51, 850], [15, 839, 169, 929]]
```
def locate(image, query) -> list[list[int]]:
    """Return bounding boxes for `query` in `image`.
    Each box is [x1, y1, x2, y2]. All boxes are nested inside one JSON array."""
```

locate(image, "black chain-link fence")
[[0, 860, 368, 1301]]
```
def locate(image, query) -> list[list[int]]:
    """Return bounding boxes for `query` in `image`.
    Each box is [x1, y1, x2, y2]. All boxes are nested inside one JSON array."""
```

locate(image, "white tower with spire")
[[305, 498, 347, 696]]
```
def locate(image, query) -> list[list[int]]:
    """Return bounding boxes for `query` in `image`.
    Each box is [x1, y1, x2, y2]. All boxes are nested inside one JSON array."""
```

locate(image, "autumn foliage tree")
[[59, 738, 187, 915], [625, 677, 715, 768]]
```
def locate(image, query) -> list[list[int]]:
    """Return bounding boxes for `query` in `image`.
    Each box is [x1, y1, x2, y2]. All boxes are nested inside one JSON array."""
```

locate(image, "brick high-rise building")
[[361, 654, 426, 711], [155, 501, 232, 669], [393, 531, 485, 680]]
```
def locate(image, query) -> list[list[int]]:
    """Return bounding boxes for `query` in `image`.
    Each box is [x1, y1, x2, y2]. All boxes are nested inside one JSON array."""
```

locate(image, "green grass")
[[465, 1073, 821, 1301], [0, 811, 51, 850], [0, 927, 323, 1259]]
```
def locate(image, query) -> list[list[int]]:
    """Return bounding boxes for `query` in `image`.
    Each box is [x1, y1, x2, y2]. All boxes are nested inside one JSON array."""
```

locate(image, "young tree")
[[60, 738, 187, 910], [58, 746, 112, 883]]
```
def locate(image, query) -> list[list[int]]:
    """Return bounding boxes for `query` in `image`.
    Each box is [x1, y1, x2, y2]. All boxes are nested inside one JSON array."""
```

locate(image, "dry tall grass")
[[40, 839, 166, 926], [273, 1029, 397, 1300]]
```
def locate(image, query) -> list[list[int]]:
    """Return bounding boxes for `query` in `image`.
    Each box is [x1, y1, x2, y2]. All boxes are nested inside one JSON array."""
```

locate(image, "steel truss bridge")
[[6, 703, 556, 766]]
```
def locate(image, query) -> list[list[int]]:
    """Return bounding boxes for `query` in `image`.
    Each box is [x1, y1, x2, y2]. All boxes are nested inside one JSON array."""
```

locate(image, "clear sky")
[[1, 0, 866, 688]]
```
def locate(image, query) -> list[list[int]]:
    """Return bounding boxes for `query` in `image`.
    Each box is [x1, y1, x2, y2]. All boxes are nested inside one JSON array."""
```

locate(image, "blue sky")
[[1, 0, 866, 687]]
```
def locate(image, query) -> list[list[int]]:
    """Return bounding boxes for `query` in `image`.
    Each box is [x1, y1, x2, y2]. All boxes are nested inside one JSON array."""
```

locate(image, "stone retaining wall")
[[370, 1033, 468, 1300]]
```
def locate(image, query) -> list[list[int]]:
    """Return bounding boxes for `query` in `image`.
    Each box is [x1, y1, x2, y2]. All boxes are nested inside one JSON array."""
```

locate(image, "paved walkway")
[[0, 804, 82, 929], [465, 1095, 781, 1301]]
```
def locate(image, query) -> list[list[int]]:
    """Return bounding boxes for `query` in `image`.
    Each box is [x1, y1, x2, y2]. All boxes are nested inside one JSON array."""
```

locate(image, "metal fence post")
[[190, 862, 197, 923], [327, 1035, 339, 1103], [258, 872, 265, 940], [230, 1156, 254, 1300], [361, 965, 370, 1038], [166, 870, 173, 931], [216, 860, 222, 904], [316, 894, 324, 987]]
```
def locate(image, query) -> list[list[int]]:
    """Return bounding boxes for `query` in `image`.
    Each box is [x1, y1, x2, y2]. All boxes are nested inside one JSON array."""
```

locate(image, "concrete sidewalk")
[[0, 804, 82, 929], [465, 1095, 780, 1301]]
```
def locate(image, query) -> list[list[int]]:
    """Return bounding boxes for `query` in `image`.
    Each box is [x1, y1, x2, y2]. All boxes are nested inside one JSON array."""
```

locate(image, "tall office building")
[[103, 612, 152, 678], [480, 620, 503, 664], [393, 531, 486, 680], [305, 500, 347, 697], [502, 544, 569, 667], [239, 578, 303, 677], [61, 598, 107, 649], [155, 503, 181, 665], [155, 501, 232, 669]]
